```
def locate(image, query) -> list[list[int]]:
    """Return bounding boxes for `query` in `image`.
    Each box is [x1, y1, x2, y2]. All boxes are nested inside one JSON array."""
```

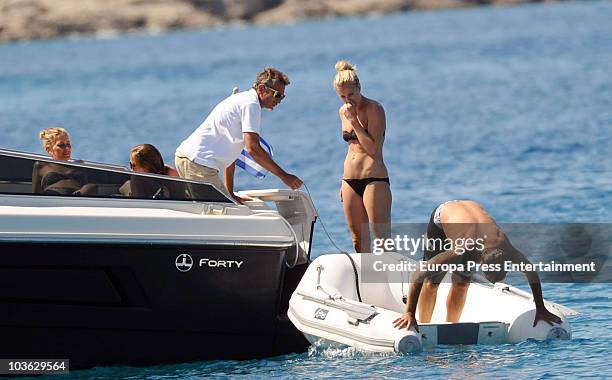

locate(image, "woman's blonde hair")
[[39, 127, 69, 150], [333, 60, 359, 88]]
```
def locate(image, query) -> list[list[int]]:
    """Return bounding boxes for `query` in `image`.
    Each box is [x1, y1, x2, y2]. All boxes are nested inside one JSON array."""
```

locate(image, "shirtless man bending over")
[[393, 200, 562, 332]]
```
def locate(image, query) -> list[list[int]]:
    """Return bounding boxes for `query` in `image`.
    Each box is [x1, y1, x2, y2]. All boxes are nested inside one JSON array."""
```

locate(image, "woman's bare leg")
[[362, 181, 392, 242], [341, 181, 370, 252]]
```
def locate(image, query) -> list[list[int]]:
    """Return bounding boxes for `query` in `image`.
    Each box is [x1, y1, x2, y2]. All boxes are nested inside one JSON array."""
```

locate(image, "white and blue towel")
[[235, 137, 273, 179]]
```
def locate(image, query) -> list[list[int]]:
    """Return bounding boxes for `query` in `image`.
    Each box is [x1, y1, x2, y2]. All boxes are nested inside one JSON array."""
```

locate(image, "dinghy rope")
[[343, 251, 363, 303], [303, 183, 362, 302], [278, 215, 300, 269], [303, 182, 347, 254]]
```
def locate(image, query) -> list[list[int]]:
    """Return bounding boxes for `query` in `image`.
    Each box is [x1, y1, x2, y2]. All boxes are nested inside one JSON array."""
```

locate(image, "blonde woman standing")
[[334, 60, 391, 252]]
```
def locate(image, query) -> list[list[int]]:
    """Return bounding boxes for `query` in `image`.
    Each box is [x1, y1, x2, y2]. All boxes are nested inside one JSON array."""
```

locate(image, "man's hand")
[[393, 312, 419, 333], [533, 306, 562, 327], [232, 193, 252, 204], [281, 173, 303, 190]]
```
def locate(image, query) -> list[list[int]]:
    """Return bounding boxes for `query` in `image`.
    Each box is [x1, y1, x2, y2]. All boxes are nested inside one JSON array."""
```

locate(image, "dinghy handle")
[[493, 282, 579, 316], [313, 266, 338, 300], [297, 290, 378, 323]]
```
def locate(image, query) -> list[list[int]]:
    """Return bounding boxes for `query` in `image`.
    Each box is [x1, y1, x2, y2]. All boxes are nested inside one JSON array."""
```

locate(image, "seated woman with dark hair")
[[120, 144, 179, 198], [32, 127, 97, 195], [129, 144, 179, 177]]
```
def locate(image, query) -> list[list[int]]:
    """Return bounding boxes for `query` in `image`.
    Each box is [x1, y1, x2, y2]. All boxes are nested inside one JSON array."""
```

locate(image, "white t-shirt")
[[176, 88, 261, 171]]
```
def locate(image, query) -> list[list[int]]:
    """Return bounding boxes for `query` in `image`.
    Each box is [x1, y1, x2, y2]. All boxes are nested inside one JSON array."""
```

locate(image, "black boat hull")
[[0, 242, 309, 368]]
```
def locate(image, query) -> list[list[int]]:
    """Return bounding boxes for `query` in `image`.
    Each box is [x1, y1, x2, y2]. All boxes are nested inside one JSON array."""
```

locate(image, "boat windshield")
[[0, 149, 233, 203]]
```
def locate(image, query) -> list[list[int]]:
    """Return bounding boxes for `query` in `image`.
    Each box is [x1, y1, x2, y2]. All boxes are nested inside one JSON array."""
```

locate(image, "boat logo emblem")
[[546, 327, 570, 340], [176, 254, 194, 272], [314, 308, 329, 320]]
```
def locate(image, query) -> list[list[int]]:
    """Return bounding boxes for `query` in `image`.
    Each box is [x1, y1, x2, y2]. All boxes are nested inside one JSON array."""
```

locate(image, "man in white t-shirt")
[[175, 67, 303, 201]]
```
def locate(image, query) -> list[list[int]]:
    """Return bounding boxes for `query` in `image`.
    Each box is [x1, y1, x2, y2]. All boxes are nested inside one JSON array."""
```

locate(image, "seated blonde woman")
[[32, 127, 97, 195]]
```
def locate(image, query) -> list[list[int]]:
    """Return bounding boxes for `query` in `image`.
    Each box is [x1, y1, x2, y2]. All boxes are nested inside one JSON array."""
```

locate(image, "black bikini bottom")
[[343, 177, 389, 198]]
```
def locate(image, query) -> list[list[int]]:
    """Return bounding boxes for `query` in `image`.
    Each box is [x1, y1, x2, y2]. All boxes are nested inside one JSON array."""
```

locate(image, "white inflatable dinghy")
[[288, 252, 576, 353]]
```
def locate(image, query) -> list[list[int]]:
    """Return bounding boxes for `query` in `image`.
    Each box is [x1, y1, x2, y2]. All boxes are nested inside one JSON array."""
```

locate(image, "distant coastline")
[[0, 0, 565, 43]]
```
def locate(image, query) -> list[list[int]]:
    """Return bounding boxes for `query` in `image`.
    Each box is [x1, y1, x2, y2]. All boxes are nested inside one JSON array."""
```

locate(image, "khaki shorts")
[[175, 153, 232, 199]]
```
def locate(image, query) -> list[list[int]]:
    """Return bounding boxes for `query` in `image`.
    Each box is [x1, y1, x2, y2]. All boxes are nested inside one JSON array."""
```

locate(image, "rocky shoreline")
[[0, 0, 563, 43]]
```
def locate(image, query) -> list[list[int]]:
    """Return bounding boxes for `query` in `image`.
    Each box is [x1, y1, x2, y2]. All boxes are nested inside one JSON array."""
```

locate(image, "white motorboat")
[[288, 252, 576, 353], [0, 148, 318, 368]]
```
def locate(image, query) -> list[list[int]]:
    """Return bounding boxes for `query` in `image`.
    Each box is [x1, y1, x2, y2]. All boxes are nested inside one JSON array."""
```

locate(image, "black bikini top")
[[41, 170, 86, 189], [342, 129, 370, 142], [342, 128, 385, 142]]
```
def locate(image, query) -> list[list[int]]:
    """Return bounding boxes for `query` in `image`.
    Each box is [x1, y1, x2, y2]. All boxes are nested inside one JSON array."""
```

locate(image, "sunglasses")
[[129, 161, 135, 170], [265, 86, 285, 100]]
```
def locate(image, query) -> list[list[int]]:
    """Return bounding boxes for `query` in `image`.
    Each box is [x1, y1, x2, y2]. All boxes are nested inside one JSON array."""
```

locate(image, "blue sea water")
[[1, 0, 611, 378]]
